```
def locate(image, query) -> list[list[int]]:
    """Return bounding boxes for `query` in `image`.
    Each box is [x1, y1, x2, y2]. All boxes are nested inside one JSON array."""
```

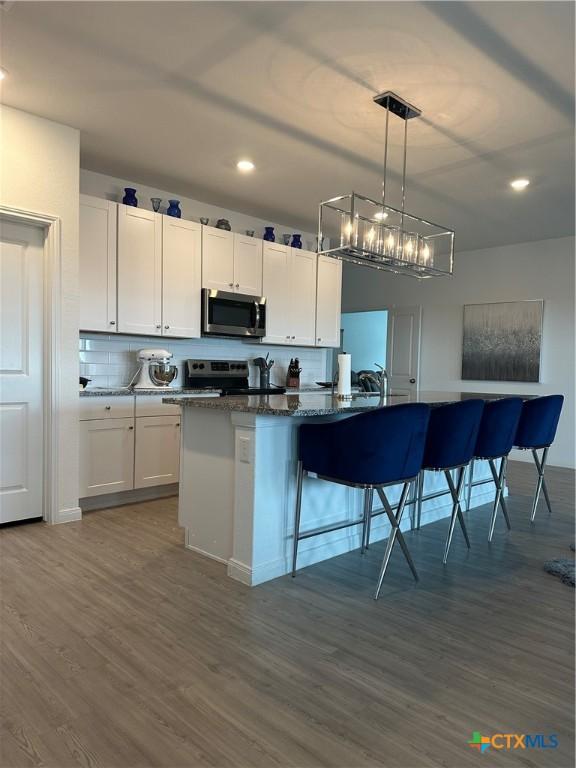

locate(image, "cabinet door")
[[117, 206, 162, 335], [162, 217, 201, 338], [201, 226, 234, 291], [233, 234, 262, 296], [315, 255, 342, 347], [262, 242, 292, 344], [134, 415, 180, 488], [79, 418, 135, 497], [290, 249, 317, 346], [79, 195, 117, 332]]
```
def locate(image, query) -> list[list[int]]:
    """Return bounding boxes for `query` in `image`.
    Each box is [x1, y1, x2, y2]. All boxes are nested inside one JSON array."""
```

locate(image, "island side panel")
[[178, 407, 235, 563]]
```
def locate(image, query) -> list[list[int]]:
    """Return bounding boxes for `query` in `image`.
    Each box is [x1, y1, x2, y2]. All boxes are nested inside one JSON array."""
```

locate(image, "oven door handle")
[[253, 301, 260, 331]]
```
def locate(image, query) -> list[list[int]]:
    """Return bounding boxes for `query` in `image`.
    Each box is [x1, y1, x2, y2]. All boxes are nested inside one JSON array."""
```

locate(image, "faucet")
[[359, 363, 389, 401]]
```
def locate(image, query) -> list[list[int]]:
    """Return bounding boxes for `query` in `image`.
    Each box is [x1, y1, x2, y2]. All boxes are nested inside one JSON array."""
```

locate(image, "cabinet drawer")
[[135, 396, 181, 417], [79, 396, 135, 421]]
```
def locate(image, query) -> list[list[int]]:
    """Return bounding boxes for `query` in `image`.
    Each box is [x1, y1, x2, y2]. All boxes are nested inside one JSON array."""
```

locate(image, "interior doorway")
[[0, 219, 45, 524], [341, 310, 388, 372]]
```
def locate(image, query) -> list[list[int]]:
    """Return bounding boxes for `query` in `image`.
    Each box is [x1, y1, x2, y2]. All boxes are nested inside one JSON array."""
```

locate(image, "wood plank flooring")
[[1, 461, 574, 768]]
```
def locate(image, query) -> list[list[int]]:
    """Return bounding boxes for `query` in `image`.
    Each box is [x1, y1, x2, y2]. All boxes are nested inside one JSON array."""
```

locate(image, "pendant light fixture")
[[318, 92, 454, 277]]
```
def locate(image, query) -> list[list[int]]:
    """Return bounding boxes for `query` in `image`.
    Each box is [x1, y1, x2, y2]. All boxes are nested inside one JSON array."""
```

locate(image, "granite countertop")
[[79, 387, 221, 397], [162, 391, 525, 417]]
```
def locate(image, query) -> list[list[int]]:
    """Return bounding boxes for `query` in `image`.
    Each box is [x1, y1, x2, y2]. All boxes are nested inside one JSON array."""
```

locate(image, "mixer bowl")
[[150, 364, 178, 386]]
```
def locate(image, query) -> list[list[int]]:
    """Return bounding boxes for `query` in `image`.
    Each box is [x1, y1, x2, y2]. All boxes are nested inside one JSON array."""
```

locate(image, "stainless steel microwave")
[[201, 289, 266, 338]]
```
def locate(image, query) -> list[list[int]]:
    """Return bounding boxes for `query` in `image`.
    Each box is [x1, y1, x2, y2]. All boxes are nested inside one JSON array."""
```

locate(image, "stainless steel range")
[[185, 359, 286, 396]]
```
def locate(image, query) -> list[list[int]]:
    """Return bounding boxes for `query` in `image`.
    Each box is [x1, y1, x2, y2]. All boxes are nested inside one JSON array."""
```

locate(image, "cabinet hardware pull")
[[156, 324, 161, 329], [164, 325, 170, 330], [176, 423, 180, 427], [128, 426, 134, 430], [317, 337, 321, 341], [109, 320, 116, 326], [291, 336, 295, 339], [235, 283, 239, 288], [229, 282, 234, 287], [105, 406, 111, 410]]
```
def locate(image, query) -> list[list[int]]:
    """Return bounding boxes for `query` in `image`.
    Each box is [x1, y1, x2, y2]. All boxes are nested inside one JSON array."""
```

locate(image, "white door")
[[0, 220, 44, 523], [290, 249, 317, 346], [315, 255, 342, 347], [79, 418, 135, 497], [134, 415, 180, 488], [117, 206, 162, 336], [233, 234, 262, 296], [386, 305, 421, 394], [162, 217, 201, 338], [262, 242, 292, 344], [79, 195, 117, 333], [202, 226, 234, 291]]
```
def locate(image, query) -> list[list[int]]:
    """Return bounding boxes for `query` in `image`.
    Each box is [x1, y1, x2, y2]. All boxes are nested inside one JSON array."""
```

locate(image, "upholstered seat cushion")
[[474, 397, 524, 459], [299, 403, 430, 487], [515, 395, 564, 449]]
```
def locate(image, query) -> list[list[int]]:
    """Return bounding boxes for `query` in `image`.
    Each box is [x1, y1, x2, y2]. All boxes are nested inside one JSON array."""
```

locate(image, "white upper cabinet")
[[233, 234, 263, 296], [117, 206, 162, 336], [315, 255, 342, 347], [162, 217, 201, 338], [262, 242, 292, 344], [79, 195, 117, 332], [290, 249, 317, 346], [202, 226, 234, 291], [262, 245, 317, 346]]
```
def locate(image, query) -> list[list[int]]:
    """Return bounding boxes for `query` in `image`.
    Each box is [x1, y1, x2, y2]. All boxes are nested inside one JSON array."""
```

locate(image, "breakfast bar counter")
[[165, 391, 502, 585]]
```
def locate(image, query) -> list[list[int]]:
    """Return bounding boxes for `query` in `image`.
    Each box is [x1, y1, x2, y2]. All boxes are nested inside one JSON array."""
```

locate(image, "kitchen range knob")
[[199, 363, 205, 369], [105, 405, 111, 410], [192, 363, 198, 370]]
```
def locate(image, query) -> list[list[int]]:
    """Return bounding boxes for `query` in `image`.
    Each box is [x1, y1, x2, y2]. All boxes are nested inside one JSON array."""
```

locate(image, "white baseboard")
[[185, 539, 229, 566], [53, 506, 82, 525]]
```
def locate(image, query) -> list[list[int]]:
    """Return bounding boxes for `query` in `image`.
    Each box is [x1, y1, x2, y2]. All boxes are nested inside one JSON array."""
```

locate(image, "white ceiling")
[[1, 1, 574, 251]]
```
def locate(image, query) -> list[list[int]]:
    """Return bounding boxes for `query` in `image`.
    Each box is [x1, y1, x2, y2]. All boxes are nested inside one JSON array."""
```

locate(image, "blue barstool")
[[514, 395, 564, 522], [469, 398, 524, 541], [292, 403, 430, 600], [416, 400, 485, 563]]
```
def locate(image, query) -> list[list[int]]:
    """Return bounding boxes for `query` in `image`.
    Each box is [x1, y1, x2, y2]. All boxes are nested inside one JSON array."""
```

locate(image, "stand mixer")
[[133, 349, 179, 389]]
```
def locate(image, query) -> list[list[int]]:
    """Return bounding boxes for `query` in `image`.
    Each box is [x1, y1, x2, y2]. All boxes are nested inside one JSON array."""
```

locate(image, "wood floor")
[[1, 461, 574, 768]]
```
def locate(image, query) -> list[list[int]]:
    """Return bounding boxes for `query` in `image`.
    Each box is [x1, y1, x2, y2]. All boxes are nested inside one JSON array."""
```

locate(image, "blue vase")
[[263, 226, 275, 242], [291, 234, 302, 249], [167, 199, 182, 218], [122, 188, 138, 207]]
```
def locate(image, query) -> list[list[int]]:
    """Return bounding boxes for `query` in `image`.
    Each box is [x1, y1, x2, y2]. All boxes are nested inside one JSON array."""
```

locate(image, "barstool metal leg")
[[376, 486, 419, 583], [416, 471, 424, 530], [374, 482, 412, 600], [466, 459, 475, 511], [443, 467, 469, 563], [408, 478, 417, 531], [362, 488, 374, 552], [291, 460, 304, 577], [531, 447, 551, 520], [488, 457, 510, 542]]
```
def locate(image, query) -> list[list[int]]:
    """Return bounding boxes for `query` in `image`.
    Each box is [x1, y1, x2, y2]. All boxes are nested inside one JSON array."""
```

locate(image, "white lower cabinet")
[[79, 418, 135, 497], [134, 415, 181, 488]]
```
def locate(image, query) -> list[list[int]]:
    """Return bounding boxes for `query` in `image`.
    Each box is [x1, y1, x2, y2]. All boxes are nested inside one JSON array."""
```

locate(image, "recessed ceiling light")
[[0, 67, 7, 80], [510, 178, 530, 191], [237, 160, 255, 173], [374, 211, 388, 221]]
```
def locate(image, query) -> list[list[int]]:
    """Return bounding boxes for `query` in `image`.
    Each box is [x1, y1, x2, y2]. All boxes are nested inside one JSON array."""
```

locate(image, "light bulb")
[[421, 243, 430, 262], [367, 227, 376, 243], [374, 211, 388, 221], [237, 159, 255, 172]]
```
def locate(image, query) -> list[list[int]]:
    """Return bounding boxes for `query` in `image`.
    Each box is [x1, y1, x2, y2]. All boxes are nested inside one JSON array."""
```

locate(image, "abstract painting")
[[462, 301, 543, 382]]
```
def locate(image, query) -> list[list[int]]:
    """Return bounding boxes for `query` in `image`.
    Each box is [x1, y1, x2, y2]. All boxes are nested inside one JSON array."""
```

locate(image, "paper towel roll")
[[337, 353, 352, 399]]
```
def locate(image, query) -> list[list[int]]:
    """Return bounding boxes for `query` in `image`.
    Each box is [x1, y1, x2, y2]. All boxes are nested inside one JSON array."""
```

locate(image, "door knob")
[[409, 378, 416, 384]]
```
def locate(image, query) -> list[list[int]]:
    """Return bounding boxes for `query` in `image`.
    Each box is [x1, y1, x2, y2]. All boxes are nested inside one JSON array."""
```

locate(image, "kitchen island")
[[164, 391, 502, 586]]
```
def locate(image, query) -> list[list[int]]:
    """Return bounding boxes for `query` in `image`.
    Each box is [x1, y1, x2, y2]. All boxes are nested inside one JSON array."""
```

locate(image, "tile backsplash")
[[79, 334, 330, 388]]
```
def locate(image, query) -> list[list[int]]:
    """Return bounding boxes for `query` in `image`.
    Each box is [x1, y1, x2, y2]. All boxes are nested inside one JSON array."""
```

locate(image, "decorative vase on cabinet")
[[167, 200, 182, 218], [122, 188, 138, 207], [263, 226, 275, 242], [291, 234, 302, 249]]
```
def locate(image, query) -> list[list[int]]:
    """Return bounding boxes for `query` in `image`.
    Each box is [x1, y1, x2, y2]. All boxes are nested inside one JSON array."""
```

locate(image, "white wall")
[[0, 106, 81, 520], [342, 236, 575, 468], [80, 169, 316, 249]]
